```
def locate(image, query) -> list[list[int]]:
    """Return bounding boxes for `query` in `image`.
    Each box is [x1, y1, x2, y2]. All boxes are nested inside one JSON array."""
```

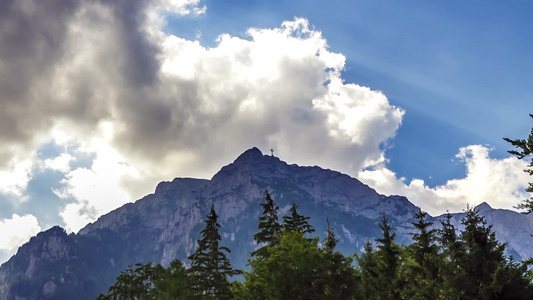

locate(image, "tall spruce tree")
[[438, 211, 464, 298], [404, 210, 441, 298], [355, 241, 379, 300], [187, 204, 240, 299], [282, 201, 315, 235], [375, 214, 401, 300], [458, 206, 507, 298], [504, 113, 533, 213], [320, 219, 358, 299], [323, 218, 338, 252], [252, 190, 282, 258]]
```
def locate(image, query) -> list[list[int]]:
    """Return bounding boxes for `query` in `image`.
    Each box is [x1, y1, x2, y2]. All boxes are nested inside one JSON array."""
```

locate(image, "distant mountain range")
[[1, 147, 532, 299]]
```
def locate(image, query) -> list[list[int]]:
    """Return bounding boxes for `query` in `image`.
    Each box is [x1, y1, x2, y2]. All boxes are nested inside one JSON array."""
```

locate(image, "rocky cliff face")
[[1, 147, 531, 299]]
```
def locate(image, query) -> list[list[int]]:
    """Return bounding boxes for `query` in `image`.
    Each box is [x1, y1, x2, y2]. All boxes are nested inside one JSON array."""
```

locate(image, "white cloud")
[[156, 0, 206, 15], [153, 18, 404, 178], [0, 159, 33, 199], [56, 141, 136, 233], [0, 214, 41, 256], [359, 145, 531, 215], [43, 153, 73, 172]]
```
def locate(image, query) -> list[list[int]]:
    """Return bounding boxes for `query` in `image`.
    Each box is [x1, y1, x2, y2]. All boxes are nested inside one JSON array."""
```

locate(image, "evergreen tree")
[[252, 190, 282, 258], [482, 257, 533, 299], [321, 249, 358, 299], [97, 262, 159, 300], [96, 259, 191, 300], [355, 240, 379, 300], [282, 201, 315, 235], [438, 211, 466, 298], [410, 210, 438, 271], [504, 113, 533, 213], [240, 231, 323, 299], [374, 214, 401, 300], [403, 210, 442, 298], [241, 230, 353, 300], [187, 204, 240, 299], [153, 260, 190, 299], [437, 208, 533, 299], [320, 219, 358, 299], [323, 219, 338, 252], [458, 206, 507, 298]]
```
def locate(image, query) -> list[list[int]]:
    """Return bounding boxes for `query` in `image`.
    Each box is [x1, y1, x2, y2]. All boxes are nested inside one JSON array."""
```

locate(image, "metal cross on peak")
[[270, 148, 274, 156]]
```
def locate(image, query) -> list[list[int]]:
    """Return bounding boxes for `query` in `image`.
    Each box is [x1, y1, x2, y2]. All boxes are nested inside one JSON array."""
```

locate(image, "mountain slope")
[[1, 147, 531, 299]]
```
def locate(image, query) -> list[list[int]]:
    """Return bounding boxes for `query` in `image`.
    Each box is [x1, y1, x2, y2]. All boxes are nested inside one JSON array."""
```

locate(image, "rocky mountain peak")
[[234, 147, 264, 162], [1, 148, 532, 300], [210, 147, 282, 184], [475, 202, 492, 213]]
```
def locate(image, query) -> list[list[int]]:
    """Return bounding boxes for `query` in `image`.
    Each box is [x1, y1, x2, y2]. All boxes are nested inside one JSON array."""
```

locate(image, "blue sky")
[[165, 0, 533, 186], [0, 0, 531, 263]]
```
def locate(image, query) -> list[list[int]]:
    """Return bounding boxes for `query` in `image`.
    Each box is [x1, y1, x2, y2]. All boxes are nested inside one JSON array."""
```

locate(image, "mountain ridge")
[[1, 147, 532, 300]]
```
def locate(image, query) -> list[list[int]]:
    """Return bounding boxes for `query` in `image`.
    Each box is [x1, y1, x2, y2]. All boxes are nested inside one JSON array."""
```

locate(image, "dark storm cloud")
[[112, 0, 162, 85], [0, 0, 164, 167], [0, 0, 80, 150]]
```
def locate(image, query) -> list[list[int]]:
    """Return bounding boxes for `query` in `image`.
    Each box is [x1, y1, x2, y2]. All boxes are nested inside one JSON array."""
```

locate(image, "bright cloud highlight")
[[0, 214, 41, 257], [359, 145, 531, 215]]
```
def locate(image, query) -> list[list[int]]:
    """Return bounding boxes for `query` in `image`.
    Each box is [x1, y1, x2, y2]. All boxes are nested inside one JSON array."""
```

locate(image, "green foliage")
[[187, 204, 240, 299], [152, 260, 190, 299], [435, 207, 533, 299], [355, 209, 533, 300], [252, 190, 282, 258], [375, 214, 402, 299], [96, 260, 190, 300], [323, 219, 338, 253], [355, 241, 379, 300], [239, 230, 357, 300], [107, 262, 157, 299], [403, 210, 442, 298], [321, 250, 359, 299], [504, 113, 533, 213], [242, 231, 324, 299]]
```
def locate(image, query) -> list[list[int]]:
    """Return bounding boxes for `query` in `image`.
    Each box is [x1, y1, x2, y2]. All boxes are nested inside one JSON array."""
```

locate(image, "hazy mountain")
[[1, 147, 532, 299]]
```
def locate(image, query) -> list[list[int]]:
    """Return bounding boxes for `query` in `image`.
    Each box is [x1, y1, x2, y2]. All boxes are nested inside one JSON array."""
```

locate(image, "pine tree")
[[323, 218, 338, 252], [458, 206, 507, 298], [404, 210, 441, 298], [438, 211, 464, 298], [187, 204, 240, 299], [320, 219, 358, 299], [98, 262, 159, 300], [153, 259, 190, 299], [410, 210, 438, 268], [355, 240, 379, 300], [375, 214, 401, 300], [252, 190, 282, 258], [504, 113, 533, 213], [282, 201, 315, 235]]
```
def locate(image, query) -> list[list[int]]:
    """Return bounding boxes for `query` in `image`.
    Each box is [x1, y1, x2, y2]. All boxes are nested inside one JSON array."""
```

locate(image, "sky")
[[0, 0, 532, 263]]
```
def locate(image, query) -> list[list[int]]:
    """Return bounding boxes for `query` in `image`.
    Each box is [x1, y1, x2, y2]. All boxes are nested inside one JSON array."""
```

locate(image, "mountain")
[[1, 147, 532, 299]]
